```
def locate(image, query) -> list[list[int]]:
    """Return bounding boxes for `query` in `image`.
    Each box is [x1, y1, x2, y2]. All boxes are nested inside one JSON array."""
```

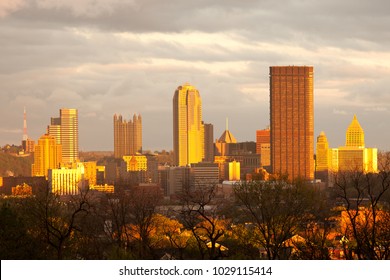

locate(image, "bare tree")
[[333, 151, 390, 259], [179, 183, 228, 259], [25, 187, 90, 259], [234, 179, 316, 259], [125, 185, 163, 259], [98, 185, 162, 259]]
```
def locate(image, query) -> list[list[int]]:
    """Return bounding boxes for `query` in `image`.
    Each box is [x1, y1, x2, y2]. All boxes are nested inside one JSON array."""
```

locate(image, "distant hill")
[[0, 152, 33, 177], [79, 151, 114, 164]]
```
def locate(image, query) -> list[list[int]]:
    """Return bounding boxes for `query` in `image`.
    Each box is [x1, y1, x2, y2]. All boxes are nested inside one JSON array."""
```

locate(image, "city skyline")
[[1, 1, 390, 151]]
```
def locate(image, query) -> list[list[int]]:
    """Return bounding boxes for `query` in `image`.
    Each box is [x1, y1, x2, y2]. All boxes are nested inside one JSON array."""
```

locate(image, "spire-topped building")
[[218, 118, 237, 144], [345, 114, 365, 148], [315, 115, 377, 179]]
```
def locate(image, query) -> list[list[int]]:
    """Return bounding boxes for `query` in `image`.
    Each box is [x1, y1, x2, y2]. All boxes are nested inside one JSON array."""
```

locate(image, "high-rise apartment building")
[[173, 83, 204, 166], [113, 114, 142, 158], [32, 134, 62, 178], [270, 66, 314, 181]]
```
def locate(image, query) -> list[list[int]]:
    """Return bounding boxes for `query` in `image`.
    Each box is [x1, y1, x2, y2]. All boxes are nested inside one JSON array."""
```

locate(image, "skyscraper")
[[48, 117, 61, 145], [337, 115, 377, 173], [32, 134, 62, 178], [60, 109, 79, 163], [203, 122, 214, 162], [256, 127, 270, 155], [315, 131, 330, 172], [113, 113, 142, 158], [270, 66, 314, 181], [173, 83, 204, 166], [345, 114, 365, 148]]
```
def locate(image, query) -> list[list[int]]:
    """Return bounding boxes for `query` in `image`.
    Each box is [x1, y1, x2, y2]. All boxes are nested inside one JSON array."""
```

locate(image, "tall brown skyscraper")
[[270, 66, 314, 181], [113, 114, 142, 158]]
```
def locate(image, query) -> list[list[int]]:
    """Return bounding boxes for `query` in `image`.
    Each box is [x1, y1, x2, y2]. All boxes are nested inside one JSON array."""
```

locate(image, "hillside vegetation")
[[0, 153, 33, 177]]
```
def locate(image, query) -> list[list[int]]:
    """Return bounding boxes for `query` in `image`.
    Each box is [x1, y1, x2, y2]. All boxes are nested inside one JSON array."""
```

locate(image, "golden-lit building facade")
[[256, 128, 270, 154], [345, 115, 364, 148], [89, 184, 114, 193], [316, 115, 377, 175], [173, 83, 204, 166], [123, 155, 147, 171], [337, 115, 377, 173], [48, 117, 61, 144], [256, 127, 271, 167], [60, 109, 79, 163], [228, 160, 240, 181], [215, 123, 237, 156], [316, 131, 329, 172], [49, 163, 85, 195], [270, 66, 314, 181], [114, 114, 142, 158], [260, 143, 271, 167], [32, 134, 62, 178], [82, 161, 97, 186]]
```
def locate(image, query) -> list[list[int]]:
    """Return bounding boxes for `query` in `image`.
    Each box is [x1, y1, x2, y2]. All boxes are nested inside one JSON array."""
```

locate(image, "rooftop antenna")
[[23, 106, 28, 141], [226, 117, 228, 131]]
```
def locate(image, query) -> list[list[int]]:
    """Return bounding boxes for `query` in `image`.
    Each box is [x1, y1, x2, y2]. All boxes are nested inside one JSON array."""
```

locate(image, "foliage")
[[0, 152, 33, 177], [2, 164, 390, 260]]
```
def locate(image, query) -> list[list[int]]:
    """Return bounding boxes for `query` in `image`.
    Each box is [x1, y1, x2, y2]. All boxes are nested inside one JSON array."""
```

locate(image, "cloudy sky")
[[1, 0, 390, 152]]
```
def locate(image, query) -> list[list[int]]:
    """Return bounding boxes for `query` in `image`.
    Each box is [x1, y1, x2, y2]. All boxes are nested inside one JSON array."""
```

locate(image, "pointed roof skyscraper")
[[218, 117, 237, 143], [345, 114, 365, 148]]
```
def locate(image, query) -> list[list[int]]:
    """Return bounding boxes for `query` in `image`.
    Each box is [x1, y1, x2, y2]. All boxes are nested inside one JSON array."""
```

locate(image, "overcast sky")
[[1, 0, 390, 152]]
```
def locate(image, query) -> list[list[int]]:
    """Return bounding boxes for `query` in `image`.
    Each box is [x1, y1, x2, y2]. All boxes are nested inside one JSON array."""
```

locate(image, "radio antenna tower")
[[23, 107, 28, 141]]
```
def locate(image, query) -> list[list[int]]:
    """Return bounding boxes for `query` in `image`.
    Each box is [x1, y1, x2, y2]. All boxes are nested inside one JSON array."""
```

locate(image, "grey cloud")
[[1, 0, 390, 150], [5, 0, 389, 50]]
